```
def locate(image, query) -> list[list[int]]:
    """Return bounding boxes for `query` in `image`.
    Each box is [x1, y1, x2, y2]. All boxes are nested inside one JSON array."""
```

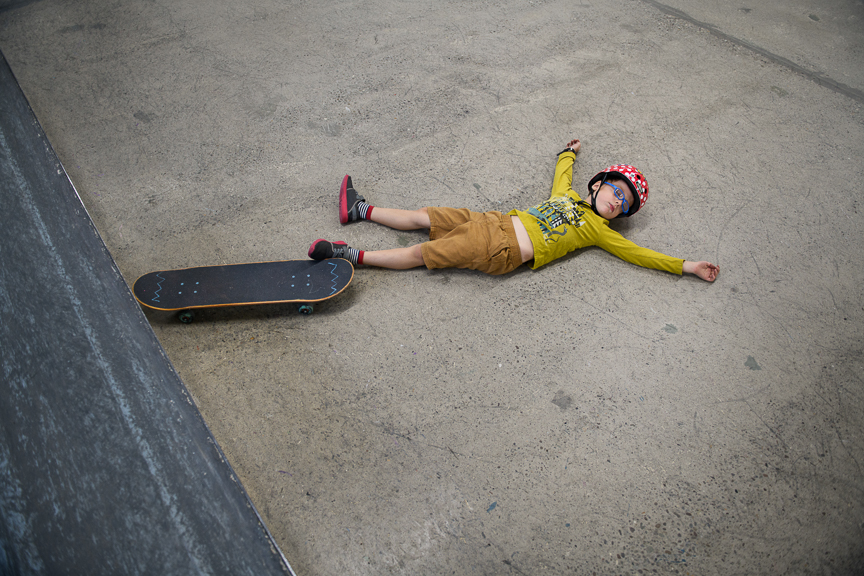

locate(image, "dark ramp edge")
[[0, 50, 295, 575]]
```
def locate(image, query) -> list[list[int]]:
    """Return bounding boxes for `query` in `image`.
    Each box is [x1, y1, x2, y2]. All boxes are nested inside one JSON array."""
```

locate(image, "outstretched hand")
[[565, 138, 581, 153], [683, 261, 719, 282]]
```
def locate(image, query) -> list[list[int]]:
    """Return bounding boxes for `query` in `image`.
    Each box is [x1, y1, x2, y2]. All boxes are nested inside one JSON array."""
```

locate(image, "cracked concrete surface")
[[1, 0, 862, 573]]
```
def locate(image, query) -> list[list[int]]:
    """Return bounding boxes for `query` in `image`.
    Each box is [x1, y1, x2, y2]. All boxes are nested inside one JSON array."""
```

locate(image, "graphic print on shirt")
[[527, 196, 586, 243]]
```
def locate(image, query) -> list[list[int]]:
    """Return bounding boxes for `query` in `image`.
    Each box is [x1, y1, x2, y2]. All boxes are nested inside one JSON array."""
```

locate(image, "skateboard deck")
[[133, 259, 353, 321]]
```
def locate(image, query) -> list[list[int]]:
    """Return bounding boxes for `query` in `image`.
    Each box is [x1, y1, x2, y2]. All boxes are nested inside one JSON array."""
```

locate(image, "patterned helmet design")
[[588, 164, 649, 217]]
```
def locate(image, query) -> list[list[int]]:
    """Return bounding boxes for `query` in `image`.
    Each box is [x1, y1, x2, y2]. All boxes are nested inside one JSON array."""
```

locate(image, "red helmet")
[[587, 164, 649, 217]]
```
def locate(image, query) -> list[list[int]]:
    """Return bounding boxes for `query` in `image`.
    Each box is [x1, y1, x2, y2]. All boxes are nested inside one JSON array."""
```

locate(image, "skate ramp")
[[0, 50, 294, 576]]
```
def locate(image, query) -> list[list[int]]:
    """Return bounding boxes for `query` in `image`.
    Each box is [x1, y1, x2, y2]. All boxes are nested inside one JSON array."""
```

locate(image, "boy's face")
[[591, 179, 636, 219]]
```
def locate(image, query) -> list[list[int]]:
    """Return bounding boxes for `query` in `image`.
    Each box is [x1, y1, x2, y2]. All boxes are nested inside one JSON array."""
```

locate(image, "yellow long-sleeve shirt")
[[508, 150, 684, 274]]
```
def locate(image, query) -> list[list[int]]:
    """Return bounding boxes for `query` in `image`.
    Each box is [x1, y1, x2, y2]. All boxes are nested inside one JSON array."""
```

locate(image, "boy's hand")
[[565, 139, 581, 153], [683, 260, 719, 282]]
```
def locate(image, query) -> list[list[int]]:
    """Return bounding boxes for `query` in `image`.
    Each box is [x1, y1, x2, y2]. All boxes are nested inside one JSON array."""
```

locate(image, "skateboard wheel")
[[298, 304, 314, 315], [178, 311, 195, 324]]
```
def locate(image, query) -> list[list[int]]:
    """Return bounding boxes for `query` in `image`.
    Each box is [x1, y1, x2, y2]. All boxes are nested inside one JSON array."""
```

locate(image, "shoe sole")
[[339, 175, 351, 225]]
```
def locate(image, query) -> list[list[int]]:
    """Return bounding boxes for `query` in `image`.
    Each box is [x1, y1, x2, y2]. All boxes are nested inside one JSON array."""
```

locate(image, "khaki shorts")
[[420, 207, 523, 275]]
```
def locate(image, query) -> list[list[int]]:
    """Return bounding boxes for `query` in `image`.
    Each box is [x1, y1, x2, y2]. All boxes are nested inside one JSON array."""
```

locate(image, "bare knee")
[[415, 207, 431, 228], [411, 243, 425, 266]]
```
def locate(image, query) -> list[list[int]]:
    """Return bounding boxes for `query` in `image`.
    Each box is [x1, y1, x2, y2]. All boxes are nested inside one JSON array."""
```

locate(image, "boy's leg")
[[309, 208, 520, 273], [308, 239, 425, 269], [361, 244, 425, 269], [340, 175, 431, 230], [367, 207, 430, 230]]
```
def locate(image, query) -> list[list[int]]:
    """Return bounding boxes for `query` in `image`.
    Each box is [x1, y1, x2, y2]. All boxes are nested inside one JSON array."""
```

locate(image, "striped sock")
[[357, 202, 374, 220], [346, 247, 364, 265]]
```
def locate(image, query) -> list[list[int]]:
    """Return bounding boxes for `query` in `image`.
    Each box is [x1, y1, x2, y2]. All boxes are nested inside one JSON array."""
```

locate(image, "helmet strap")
[[587, 177, 604, 217]]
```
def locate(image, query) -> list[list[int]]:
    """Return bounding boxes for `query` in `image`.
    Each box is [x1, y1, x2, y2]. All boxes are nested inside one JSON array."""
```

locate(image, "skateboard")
[[133, 259, 354, 323]]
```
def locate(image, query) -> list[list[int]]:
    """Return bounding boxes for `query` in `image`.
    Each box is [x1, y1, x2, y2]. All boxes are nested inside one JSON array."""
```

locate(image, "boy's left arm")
[[597, 230, 719, 281]]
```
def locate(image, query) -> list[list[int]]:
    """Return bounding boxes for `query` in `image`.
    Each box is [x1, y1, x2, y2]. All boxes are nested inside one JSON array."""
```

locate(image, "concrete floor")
[[2, 0, 863, 574]]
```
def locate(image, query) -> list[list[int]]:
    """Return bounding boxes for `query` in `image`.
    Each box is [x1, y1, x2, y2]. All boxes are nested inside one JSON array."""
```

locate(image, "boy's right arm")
[[550, 146, 578, 199]]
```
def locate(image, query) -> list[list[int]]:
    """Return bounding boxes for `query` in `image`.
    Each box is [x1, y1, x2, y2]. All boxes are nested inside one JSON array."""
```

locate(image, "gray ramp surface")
[[0, 50, 294, 576]]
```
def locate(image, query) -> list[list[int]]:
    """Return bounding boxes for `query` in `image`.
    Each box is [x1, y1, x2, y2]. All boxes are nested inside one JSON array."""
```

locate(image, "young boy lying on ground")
[[309, 138, 719, 282]]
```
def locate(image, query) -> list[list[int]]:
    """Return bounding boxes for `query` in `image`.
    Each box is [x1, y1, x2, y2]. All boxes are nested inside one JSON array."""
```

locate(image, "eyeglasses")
[[604, 181, 630, 215]]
